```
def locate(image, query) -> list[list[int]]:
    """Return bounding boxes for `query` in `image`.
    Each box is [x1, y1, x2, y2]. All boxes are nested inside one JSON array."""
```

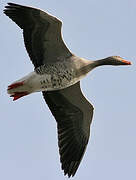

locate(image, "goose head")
[[94, 56, 132, 67], [79, 56, 132, 75], [104, 56, 132, 66]]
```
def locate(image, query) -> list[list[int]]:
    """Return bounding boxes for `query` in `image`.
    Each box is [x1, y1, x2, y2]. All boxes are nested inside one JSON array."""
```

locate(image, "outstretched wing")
[[43, 82, 94, 177], [4, 3, 72, 68]]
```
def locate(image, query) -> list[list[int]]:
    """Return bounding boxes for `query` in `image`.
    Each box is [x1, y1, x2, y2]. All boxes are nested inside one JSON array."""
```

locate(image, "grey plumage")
[[4, 3, 93, 177], [43, 82, 93, 177], [4, 2, 131, 178], [4, 2, 72, 67]]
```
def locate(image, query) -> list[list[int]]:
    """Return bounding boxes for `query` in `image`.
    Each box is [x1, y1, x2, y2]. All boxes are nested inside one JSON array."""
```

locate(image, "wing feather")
[[43, 82, 94, 177], [4, 3, 72, 68]]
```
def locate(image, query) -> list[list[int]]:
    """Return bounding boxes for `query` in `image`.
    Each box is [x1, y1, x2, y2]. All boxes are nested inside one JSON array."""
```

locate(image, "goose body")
[[4, 3, 131, 177], [8, 56, 93, 96]]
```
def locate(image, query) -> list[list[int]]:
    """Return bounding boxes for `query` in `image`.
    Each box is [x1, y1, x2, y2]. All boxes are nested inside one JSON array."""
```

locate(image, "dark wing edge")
[[42, 82, 94, 177], [4, 3, 72, 68]]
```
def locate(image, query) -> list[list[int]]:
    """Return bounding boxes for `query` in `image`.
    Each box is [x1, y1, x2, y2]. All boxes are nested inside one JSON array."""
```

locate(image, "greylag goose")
[[4, 3, 131, 177]]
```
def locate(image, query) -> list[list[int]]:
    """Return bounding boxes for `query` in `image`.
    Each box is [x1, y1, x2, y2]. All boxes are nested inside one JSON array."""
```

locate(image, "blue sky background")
[[0, 0, 136, 179]]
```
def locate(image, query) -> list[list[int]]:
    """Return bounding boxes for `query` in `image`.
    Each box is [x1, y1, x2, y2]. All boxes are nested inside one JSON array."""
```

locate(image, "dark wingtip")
[[3, 2, 13, 14], [7, 2, 19, 6], [62, 160, 80, 178], [4, 2, 23, 12]]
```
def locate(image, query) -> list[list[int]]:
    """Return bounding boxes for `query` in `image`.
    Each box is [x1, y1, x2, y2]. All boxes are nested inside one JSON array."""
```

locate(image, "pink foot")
[[8, 81, 24, 90], [10, 91, 28, 101]]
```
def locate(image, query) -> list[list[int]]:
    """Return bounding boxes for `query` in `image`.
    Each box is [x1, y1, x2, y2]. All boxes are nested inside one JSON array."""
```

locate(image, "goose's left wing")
[[43, 82, 94, 177]]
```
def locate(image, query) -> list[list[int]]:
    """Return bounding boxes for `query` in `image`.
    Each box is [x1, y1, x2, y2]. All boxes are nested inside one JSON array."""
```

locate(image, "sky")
[[0, 0, 136, 179]]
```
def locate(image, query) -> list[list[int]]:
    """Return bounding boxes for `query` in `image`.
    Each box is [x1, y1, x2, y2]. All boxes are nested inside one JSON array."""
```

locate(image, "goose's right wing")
[[4, 3, 72, 68]]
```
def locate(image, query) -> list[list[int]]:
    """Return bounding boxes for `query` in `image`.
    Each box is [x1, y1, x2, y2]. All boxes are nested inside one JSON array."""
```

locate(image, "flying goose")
[[4, 2, 131, 177]]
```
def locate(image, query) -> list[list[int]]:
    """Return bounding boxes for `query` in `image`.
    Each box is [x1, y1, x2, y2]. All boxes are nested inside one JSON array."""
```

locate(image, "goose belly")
[[8, 62, 87, 95], [35, 69, 80, 91], [32, 62, 84, 92]]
